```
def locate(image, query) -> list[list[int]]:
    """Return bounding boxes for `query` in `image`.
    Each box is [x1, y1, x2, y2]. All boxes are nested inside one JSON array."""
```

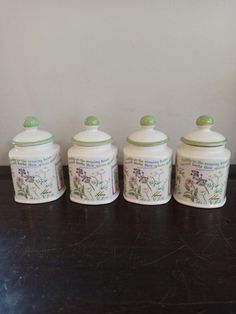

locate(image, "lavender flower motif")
[[76, 168, 84, 176], [15, 168, 54, 199], [18, 168, 35, 183], [130, 176, 137, 184], [133, 168, 151, 191], [25, 171, 35, 183], [18, 168, 26, 177], [73, 175, 80, 184], [183, 169, 218, 203], [76, 168, 95, 190], [190, 170, 209, 193], [16, 176, 30, 199], [133, 168, 141, 177], [16, 176, 24, 185], [127, 166, 167, 201], [73, 167, 109, 201]]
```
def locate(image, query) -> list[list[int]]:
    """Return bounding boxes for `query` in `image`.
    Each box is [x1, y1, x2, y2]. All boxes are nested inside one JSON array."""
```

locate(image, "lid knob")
[[23, 116, 39, 128], [84, 116, 100, 127], [140, 115, 156, 127], [196, 115, 214, 128]]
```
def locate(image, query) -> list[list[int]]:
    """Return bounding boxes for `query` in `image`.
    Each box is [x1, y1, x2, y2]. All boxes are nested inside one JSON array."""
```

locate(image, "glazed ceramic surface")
[[68, 116, 119, 205], [9, 116, 65, 204], [123, 115, 172, 205], [174, 115, 231, 208]]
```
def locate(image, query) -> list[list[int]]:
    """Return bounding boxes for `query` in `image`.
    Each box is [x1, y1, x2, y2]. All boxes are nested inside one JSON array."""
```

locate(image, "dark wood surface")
[[0, 166, 236, 314]]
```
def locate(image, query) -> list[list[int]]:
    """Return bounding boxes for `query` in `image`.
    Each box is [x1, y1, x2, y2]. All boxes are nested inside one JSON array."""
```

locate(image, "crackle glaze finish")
[[9, 116, 65, 204], [174, 115, 231, 208], [123, 115, 172, 205], [68, 116, 119, 205]]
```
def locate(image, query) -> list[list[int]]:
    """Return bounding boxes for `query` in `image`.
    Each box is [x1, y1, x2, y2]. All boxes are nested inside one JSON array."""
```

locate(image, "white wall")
[[1, 0, 236, 165]]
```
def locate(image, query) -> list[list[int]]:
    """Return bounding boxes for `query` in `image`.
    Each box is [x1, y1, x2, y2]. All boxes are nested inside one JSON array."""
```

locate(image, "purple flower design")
[[75, 168, 94, 190], [18, 168, 34, 183], [73, 175, 80, 183], [185, 178, 194, 186], [76, 168, 84, 176], [16, 176, 24, 185], [190, 170, 209, 193], [25, 171, 35, 183], [132, 168, 151, 191], [130, 176, 137, 184], [133, 168, 141, 177], [18, 168, 26, 177]]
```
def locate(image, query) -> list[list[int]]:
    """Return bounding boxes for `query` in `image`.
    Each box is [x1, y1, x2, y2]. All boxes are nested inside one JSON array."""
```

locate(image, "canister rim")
[[181, 137, 227, 147]]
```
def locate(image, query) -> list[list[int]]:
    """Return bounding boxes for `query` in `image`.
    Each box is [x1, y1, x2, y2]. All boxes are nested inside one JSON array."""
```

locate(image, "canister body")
[[174, 144, 230, 208], [68, 144, 119, 205], [9, 143, 65, 204], [123, 144, 172, 205]]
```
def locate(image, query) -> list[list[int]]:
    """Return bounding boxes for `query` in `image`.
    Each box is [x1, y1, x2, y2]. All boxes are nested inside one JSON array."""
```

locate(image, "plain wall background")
[[0, 0, 236, 165]]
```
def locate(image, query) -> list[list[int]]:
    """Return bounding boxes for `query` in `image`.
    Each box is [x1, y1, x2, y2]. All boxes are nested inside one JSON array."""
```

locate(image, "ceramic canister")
[[174, 115, 231, 208], [123, 115, 173, 205], [9, 116, 65, 204], [68, 116, 119, 205]]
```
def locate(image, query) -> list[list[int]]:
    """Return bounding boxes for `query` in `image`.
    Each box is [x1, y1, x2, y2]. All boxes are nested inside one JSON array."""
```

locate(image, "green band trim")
[[12, 136, 54, 146], [127, 137, 168, 147], [181, 137, 227, 147], [72, 138, 112, 146]]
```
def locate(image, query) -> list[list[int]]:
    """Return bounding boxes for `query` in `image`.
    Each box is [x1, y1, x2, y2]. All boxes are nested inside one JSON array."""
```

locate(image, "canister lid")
[[181, 115, 227, 147], [72, 116, 112, 146], [127, 115, 168, 147], [11, 116, 53, 146]]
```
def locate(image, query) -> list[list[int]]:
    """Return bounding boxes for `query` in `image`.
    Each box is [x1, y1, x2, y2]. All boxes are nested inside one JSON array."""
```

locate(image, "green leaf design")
[[18, 192, 25, 197], [183, 193, 191, 199], [152, 191, 162, 198], [74, 181, 78, 188], [185, 184, 190, 191]]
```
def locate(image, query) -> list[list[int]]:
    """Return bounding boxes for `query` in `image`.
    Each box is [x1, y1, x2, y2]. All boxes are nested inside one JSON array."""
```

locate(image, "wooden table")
[[0, 166, 236, 314]]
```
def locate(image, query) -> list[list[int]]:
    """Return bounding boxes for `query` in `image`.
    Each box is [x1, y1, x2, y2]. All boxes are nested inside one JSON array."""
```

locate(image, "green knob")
[[84, 116, 100, 126], [196, 115, 214, 127], [140, 115, 156, 127], [23, 116, 39, 128]]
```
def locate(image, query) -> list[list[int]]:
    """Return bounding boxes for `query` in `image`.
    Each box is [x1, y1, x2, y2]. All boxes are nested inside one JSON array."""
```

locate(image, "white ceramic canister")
[[123, 115, 173, 205], [9, 116, 66, 204], [174, 115, 231, 208], [68, 116, 119, 205]]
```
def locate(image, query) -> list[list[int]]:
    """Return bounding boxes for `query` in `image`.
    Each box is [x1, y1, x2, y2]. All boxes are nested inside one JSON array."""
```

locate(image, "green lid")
[[181, 115, 227, 147], [127, 115, 168, 147], [12, 116, 53, 146], [72, 116, 112, 146]]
